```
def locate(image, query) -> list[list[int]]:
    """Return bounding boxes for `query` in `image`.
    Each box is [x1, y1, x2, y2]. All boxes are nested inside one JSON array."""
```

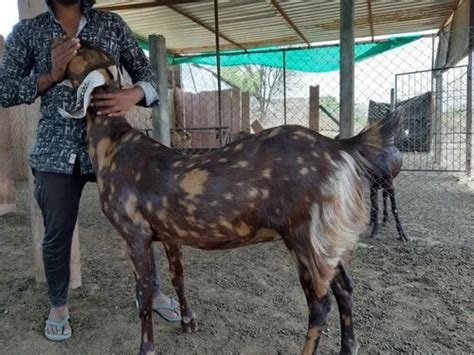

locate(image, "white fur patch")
[[309, 152, 367, 268]]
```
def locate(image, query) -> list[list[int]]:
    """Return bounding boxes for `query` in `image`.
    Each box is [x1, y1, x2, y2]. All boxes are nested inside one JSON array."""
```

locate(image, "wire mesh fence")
[[165, 32, 472, 231]]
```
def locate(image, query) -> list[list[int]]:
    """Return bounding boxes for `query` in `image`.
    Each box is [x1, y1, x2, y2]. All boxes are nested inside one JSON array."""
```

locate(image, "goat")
[[368, 146, 407, 241], [62, 40, 400, 355], [335, 133, 407, 241]]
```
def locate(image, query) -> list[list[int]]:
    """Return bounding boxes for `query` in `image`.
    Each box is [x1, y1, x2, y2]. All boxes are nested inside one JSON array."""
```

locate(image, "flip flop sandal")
[[152, 298, 181, 323], [44, 314, 71, 341]]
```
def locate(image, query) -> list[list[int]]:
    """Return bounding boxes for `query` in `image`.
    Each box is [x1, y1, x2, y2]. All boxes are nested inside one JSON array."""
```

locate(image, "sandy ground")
[[0, 171, 472, 354]]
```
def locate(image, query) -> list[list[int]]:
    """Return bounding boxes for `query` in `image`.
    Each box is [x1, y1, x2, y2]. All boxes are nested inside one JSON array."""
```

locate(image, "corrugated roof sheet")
[[95, 0, 458, 54]]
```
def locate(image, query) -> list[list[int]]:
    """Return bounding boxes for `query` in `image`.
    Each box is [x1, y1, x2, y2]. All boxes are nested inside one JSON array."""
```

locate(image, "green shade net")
[[137, 35, 421, 73]]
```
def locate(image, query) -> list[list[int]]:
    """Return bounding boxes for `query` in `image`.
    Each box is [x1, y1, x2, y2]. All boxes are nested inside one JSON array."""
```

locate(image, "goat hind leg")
[[162, 242, 197, 333], [331, 263, 358, 355], [382, 189, 389, 224], [387, 187, 408, 241], [288, 247, 331, 354], [369, 187, 379, 238], [300, 265, 331, 355]]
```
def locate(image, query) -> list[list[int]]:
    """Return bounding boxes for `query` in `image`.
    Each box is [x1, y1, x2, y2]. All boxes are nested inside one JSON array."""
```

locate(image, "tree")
[[221, 65, 284, 122]]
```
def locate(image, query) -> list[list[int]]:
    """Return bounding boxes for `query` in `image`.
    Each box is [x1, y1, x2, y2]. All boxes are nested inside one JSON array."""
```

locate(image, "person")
[[0, 0, 180, 342]]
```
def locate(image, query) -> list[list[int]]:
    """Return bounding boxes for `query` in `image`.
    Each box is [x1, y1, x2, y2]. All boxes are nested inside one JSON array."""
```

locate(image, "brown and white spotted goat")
[[64, 41, 400, 355]]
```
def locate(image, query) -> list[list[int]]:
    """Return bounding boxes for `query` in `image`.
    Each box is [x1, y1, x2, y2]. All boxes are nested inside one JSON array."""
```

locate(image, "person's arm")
[[37, 38, 81, 95], [0, 21, 38, 107], [0, 22, 81, 108], [91, 15, 158, 117], [118, 17, 158, 108]]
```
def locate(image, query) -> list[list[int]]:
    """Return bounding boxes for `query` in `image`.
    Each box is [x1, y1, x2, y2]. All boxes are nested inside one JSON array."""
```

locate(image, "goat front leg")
[[369, 186, 379, 238], [127, 238, 155, 355], [331, 264, 358, 355], [162, 242, 197, 333], [387, 187, 408, 241]]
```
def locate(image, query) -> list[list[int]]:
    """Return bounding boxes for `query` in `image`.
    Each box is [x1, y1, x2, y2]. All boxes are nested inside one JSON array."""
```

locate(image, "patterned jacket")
[[0, 0, 158, 174]]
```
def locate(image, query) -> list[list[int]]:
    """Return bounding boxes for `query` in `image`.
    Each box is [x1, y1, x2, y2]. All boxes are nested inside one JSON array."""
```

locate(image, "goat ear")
[[105, 65, 123, 87]]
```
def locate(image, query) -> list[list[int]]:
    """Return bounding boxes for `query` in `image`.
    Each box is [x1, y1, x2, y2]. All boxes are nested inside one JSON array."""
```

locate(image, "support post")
[[18, 0, 81, 288], [149, 34, 171, 146], [467, 0, 473, 177], [339, 0, 355, 138], [433, 74, 444, 165], [214, 0, 224, 145], [309, 85, 320, 132], [0, 35, 17, 215], [283, 50, 287, 125]]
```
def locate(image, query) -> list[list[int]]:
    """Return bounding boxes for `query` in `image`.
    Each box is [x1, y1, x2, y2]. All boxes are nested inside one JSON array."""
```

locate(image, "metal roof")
[[95, 0, 459, 54]]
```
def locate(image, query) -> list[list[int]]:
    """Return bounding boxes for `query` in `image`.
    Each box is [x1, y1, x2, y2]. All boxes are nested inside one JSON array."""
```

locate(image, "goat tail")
[[299, 113, 401, 296], [338, 110, 402, 178]]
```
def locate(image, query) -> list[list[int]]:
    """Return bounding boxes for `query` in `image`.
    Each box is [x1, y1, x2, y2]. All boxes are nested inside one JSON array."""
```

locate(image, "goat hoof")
[[398, 233, 409, 242], [339, 339, 359, 355], [182, 317, 198, 333], [138, 342, 155, 355]]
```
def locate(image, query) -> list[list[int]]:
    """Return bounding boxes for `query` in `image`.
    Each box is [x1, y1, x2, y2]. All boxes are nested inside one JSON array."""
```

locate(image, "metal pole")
[[213, 0, 224, 146], [339, 0, 355, 138], [283, 50, 287, 125], [467, 16, 473, 176], [149, 34, 171, 146]]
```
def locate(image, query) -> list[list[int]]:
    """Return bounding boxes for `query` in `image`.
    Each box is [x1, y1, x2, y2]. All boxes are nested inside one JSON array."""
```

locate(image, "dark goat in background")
[[368, 145, 408, 241], [336, 126, 407, 241]]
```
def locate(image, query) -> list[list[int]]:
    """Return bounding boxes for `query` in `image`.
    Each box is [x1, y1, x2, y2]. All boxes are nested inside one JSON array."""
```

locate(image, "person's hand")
[[50, 38, 81, 83], [91, 87, 145, 117]]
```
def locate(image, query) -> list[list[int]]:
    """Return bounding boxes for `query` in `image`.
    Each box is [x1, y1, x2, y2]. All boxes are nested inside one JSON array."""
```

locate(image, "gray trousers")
[[33, 161, 161, 307]]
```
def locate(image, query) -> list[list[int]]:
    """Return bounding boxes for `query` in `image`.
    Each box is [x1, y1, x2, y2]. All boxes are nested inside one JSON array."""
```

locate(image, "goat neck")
[[85, 81, 133, 175]]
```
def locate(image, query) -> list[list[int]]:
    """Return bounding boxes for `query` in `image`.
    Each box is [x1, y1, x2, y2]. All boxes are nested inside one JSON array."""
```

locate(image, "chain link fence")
[[165, 32, 472, 240]]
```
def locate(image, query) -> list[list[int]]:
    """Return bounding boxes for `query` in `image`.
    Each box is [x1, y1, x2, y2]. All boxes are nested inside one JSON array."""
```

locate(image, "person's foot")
[[152, 292, 181, 322], [44, 305, 72, 341]]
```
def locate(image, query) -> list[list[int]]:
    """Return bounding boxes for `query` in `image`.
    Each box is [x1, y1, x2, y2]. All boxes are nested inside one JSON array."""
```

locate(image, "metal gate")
[[395, 66, 469, 173]]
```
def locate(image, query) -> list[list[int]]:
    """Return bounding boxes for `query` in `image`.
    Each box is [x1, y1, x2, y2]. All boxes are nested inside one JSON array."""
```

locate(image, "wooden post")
[[0, 35, 17, 215], [309, 85, 320, 132], [231, 88, 241, 134], [339, 0, 355, 138], [149, 34, 171, 147], [174, 88, 184, 129], [17, 0, 81, 288], [251, 120, 264, 133], [241, 92, 250, 133], [222, 89, 232, 133]]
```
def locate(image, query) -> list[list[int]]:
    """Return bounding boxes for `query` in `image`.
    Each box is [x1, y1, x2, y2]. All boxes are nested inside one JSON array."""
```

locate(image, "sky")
[[0, 0, 19, 39]]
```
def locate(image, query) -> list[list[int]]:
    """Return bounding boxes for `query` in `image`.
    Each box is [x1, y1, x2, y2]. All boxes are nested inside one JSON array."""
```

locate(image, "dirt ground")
[[0, 172, 472, 354]]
